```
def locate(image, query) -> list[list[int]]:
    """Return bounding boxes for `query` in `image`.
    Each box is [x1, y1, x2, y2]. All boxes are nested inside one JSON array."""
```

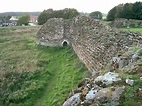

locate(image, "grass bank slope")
[[118, 27, 142, 34], [0, 26, 90, 106]]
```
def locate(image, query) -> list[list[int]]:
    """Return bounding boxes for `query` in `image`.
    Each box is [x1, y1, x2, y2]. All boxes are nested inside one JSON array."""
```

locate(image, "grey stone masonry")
[[36, 16, 142, 74]]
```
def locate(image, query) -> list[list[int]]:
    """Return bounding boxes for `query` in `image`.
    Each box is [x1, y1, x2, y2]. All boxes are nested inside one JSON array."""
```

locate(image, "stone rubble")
[[94, 72, 121, 86], [63, 47, 142, 105], [112, 18, 142, 28], [126, 79, 134, 86], [63, 93, 81, 106], [63, 71, 125, 106]]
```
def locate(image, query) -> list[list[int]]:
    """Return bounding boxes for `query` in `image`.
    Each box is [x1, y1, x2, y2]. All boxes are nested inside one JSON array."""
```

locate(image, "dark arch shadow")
[[62, 41, 68, 46]]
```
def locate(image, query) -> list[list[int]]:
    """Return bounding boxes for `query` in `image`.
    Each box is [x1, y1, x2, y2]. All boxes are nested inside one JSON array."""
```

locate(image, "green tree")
[[17, 15, 30, 25], [132, 2, 142, 20], [119, 3, 133, 19], [63, 8, 79, 19], [0, 16, 11, 20], [38, 10, 53, 25], [89, 11, 103, 19], [115, 4, 124, 18], [6, 16, 11, 20], [107, 1, 142, 21], [107, 7, 116, 21], [38, 8, 79, 25], [52, 10, 64, 18], [0, 16, 5, 20]]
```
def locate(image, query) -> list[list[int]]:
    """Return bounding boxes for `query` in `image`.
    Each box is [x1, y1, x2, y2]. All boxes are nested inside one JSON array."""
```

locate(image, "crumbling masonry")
[[36, 16, 142, 75]]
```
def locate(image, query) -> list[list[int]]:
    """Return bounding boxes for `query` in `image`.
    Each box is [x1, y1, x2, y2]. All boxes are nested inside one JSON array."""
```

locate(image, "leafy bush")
[[137, 49, 142, 56], [0, 70, 50, 106]]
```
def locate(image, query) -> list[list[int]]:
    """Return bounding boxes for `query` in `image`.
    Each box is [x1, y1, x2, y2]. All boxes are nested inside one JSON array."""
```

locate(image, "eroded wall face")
[[113, 18, 142, 28], [70, 16, 142, 74], [36, 18, 72, 47], [37, 18, 64, 40], [36, 18, 64, 46], [36, 16, 142, 74]]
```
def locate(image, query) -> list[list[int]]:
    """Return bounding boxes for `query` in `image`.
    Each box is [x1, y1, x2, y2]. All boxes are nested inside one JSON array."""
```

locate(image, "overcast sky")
[[0, 0, 140, 13]]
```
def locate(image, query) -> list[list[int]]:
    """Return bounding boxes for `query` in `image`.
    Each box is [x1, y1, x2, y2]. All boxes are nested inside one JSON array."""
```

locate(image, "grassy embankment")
[[0, 26, 90, 106], [118, 27, 142, 105], [119, 27, 142, 34]]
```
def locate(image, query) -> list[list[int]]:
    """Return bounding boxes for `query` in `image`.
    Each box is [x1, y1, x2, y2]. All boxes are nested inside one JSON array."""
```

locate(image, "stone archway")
[[63, 41, 68, 46], [62, 40, 69, 46]]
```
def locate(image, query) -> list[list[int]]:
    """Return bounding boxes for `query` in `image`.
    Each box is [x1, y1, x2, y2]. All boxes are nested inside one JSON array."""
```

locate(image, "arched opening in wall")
[[62, 40, 69, 47], [63, 41, 68, 46]]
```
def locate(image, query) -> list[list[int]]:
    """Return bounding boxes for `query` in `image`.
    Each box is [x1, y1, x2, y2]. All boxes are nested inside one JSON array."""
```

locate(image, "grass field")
[[0, 26, 90, 106], [118, 27, 142, 34]]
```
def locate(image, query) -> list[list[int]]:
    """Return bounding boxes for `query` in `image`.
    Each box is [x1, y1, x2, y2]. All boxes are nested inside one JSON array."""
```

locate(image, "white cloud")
[[0, 0, 139, 13]]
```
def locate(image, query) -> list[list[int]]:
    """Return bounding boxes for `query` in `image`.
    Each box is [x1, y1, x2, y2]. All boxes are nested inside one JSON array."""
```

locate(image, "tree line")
[[38, 8, 104, 25], [0, 12, 40, 17], [107, 1, 142, 21], [38, 8, 79, 25], [0, 16, 11, 20]]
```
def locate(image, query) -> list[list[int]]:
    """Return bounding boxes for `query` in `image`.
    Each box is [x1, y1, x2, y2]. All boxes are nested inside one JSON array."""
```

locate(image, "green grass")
[[119, 75, 142, 106], [34, 46, 90, 106], [118, 27, 142, 33], [0, 26, 90, 106]]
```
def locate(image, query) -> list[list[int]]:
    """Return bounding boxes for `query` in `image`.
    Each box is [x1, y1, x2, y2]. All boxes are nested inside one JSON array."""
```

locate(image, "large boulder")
[[94, 86, 125, 105], [94, 72, 121, 86], [63, 93, 81, 106]]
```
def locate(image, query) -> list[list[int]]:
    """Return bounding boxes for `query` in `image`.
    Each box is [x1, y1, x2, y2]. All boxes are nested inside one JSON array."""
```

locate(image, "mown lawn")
[[118, 27, 142, 34], [0, 26, 90, 106]]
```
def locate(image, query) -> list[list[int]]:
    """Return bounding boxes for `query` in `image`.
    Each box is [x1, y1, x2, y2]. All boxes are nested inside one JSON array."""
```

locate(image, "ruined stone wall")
[[36, 18, 71, 47], [36, 16, 142, 75], [70, 16, 142, 75], [113, 18, 142, 28]]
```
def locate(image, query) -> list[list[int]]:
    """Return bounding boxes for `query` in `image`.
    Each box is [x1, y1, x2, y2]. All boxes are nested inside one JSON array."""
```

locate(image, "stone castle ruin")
[[36, 16, 142, 75], [113, 18, 142, 28], [36, 18, 71, 47]]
